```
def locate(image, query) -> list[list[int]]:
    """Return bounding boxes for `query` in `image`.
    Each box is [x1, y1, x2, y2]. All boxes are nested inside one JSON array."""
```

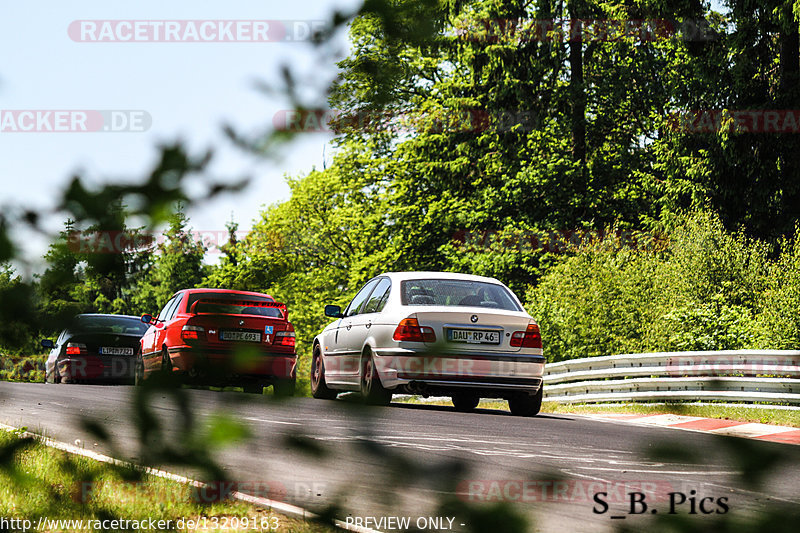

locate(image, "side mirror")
[[41, 339, 55, 349], [324, 305, 344, 318], [141, 314, 153, 324]]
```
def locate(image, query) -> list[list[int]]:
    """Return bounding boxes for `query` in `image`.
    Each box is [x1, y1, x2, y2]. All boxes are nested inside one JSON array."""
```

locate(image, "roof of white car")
[[380, 271, 505, 285]]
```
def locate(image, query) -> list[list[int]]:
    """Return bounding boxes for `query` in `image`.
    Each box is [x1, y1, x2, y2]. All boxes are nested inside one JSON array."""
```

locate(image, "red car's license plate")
[[220, 331, 261, 342]]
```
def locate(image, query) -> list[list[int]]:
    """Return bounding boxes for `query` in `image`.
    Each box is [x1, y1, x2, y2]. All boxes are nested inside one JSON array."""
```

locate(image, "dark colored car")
[[42, 314, 149, 384], [137, 288, 297, 395]]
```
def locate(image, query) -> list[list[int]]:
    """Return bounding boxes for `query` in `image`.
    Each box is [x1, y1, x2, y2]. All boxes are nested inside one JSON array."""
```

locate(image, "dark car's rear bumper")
[[58, 356, 136, 382]]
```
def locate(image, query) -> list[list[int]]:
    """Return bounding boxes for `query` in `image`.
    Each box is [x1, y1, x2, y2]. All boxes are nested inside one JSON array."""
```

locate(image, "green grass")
[[0, 429, 335, 532], [394, 396, 800, 427]]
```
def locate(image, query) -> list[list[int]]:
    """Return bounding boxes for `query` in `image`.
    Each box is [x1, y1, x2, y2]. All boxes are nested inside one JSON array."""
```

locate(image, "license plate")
[[220, 331, 261, 342], [99, 346, 133, 356], [447, 329, 501, 344]]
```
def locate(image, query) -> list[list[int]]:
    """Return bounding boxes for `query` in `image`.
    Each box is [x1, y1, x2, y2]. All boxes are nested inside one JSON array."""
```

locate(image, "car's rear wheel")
[[160, 348, 172, 374], [451, 392, 480, 412], [134, 349, 145, 385], [46, 364, 61, 384], [360, 349, 392, 406], [243, 384, 264, 394], [273, 379, 296, 398], [508, 386, 543, 417], [311, 345, 337, 400]]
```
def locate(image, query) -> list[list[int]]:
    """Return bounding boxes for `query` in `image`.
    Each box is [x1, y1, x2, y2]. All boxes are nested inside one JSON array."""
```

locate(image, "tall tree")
[[132, 209, 208, 314], [0, 263, 37, 352]]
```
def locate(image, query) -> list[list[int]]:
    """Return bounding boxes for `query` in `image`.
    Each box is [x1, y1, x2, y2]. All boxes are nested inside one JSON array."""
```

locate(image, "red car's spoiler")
[[189, 298, 287, 318]]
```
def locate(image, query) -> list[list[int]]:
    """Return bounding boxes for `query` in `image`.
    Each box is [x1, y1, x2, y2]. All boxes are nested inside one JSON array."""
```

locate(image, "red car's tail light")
[[275, 331, 296, 347], [274, 323, 296, 347], [65, 343, 87, 355], [393, 317, 436, 343], [510, 323, 542, 349], [181, 325, 205, 342]]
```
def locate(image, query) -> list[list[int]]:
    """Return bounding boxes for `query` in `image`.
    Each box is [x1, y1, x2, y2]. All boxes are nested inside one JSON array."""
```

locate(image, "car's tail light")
[[65, 343, 87, 355], [393, 317, 436, 343], [274, 323, 296, 347], [181, 325, 205, 342], [510, 323, 542, 349]]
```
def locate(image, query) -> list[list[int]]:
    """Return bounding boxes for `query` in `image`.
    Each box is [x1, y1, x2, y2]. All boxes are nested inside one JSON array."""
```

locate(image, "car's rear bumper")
[[58, 356, 135, 382], [372, 347, 544, 395], [167, 346, 296, 381]]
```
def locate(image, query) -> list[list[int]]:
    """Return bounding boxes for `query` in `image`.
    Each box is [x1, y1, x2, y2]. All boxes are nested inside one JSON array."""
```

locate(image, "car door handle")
[[346, 324, 352, 330], [366, 322, 372, 329]]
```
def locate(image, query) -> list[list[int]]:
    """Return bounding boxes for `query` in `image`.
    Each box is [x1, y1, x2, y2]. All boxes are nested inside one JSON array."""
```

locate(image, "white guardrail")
[[542, 350, 800, 405]]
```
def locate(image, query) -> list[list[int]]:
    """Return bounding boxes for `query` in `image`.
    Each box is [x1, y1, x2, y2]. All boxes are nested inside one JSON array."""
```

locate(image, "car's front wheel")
[[360, 349, 392, 406], [311, 345, 337, 400], [508, 386, 543, 417], [451, 392, 480, 412]]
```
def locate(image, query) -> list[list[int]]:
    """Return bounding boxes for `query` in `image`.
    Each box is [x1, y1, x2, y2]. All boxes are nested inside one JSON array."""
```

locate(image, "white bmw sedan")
[[311, 272, 545, 416]]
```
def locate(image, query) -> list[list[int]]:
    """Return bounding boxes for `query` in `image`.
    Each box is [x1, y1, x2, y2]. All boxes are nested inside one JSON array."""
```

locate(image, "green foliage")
[[131, 209, 208, 314], [0, 353, 45, 383], [527, 213, 794, 362], [752, 231, 800, 348], [0, 264, 38, 353]]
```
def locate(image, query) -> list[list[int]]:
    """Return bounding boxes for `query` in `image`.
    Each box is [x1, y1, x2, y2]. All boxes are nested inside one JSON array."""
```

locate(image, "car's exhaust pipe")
[[188, 367, 206, 379], [407, 380, 429, 396]]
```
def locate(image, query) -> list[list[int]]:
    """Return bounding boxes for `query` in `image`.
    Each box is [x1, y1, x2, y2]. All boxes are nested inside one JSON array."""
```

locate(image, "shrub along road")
[[0, 381, 798, 532]]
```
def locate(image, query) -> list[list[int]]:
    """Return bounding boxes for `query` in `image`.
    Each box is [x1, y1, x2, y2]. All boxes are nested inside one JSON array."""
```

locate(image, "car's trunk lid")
[[409, 308, 533, 353]]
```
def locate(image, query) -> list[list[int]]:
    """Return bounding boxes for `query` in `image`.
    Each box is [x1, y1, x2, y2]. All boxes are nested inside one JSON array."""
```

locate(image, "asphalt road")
[[1, 381, 798, 532]]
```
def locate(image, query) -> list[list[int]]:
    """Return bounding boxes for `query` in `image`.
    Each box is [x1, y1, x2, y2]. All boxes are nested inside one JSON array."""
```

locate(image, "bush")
[[752, 234, 800, 348], [526, 213, 789, 362], [0, 354, 46, 383]]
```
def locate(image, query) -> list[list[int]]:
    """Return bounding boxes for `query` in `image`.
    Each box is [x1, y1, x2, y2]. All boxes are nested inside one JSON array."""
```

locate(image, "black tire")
[[451, 392, 480, 412], [272, 379, 296, 398], [508, 386, 543, 417], [311, 345, 337, 400], [243, 384, 264, 394], [134, 349, 145, 386], [46, 364, 60, 384], [360, 349, 392, 406], [160, 348, 172, 375]]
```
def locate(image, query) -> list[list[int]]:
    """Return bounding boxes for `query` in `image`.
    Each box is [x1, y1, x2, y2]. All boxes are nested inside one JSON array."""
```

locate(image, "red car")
[[136, 288, 296, 395]]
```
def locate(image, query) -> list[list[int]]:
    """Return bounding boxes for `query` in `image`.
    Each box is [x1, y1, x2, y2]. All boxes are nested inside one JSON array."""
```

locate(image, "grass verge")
[[394, 396, 800, 427], [539, 402, 800, 428], [0, 428, 335, 532]]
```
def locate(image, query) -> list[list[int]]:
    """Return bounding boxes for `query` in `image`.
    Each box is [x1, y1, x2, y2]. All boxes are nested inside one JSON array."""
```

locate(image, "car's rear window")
[[72, 316, 148, 335], [400, 279, 522, 311], [185, 292, 281, 317]]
